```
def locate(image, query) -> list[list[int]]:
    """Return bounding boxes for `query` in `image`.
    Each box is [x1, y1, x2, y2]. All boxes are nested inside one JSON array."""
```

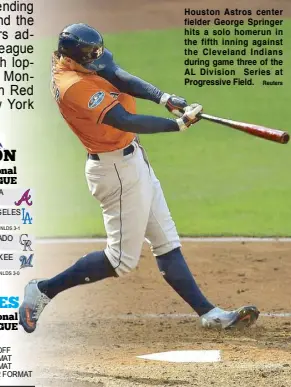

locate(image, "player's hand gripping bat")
[[196, 112, 289, 144]]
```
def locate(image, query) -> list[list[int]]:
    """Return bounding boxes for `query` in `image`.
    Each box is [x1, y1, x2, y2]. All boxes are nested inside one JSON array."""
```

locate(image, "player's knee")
[[152, 240, 181, 257], [106, 248, 140, 276], [115, 256, 140, 276]]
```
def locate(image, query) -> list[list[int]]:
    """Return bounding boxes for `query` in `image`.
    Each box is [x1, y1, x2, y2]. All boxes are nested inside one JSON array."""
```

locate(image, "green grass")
[[22, 23, 291, 237]]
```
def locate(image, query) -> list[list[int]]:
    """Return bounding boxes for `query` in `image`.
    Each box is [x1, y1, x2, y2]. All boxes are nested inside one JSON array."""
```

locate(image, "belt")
[[88, 144, 135, 161]]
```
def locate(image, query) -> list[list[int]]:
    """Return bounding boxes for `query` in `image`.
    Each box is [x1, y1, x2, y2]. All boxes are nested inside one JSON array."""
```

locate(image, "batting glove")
[[160, 93, 188, 117], [176, 103, 203, 131]]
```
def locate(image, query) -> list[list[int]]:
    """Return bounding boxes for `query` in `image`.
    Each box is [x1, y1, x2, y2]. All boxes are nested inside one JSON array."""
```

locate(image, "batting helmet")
[[58, 23, 113, 71]]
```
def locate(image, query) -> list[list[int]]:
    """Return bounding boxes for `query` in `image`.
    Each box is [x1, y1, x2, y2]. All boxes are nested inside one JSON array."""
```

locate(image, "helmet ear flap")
[[59, 34, 79, 54]]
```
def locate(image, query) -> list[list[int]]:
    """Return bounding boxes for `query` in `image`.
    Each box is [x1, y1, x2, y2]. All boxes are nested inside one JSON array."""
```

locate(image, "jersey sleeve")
[[64, 80, 119, 124]]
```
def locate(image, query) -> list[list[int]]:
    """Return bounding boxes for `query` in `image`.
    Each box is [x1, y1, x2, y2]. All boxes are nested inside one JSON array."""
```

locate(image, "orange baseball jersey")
[[51, 53, 136, 153]]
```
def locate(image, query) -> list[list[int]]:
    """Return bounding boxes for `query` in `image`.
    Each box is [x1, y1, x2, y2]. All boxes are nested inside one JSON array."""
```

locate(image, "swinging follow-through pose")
[[19, 23, 259, 333]]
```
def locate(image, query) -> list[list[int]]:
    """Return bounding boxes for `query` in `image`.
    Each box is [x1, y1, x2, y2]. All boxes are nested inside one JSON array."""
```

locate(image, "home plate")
[[137, 350, 221, 363]]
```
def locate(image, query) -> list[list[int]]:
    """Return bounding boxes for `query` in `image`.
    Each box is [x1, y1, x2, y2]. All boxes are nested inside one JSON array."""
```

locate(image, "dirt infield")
[[18, 241, 291, 387]]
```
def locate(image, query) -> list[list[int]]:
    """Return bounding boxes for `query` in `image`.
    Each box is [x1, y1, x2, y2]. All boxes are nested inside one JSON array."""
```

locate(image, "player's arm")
[[99, 63, 162, 103], [103, 103, 202, 134], [99, 63, 188, 117], [64, 82, 200, 133]]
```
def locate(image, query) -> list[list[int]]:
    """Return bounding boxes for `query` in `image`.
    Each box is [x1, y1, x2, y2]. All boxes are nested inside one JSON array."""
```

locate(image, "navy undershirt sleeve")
[[98, 62, 163, 104], [103, 103, 179, 134]]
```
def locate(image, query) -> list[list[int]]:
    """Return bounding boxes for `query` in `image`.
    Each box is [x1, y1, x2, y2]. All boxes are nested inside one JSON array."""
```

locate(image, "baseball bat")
[[197, 113, 289, 144]]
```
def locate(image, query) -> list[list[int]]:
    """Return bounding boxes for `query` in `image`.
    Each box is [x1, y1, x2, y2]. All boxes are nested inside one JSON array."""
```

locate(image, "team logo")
[[88, 91, 105, 109], [110, 92, 119, 99], [19, 254, 34, 269], [94, 46, 104, 59], [19, 234, 33, 251], [15, 189, 33, 206], [55, 88, 60, 102], [21, 209, 33, 225]]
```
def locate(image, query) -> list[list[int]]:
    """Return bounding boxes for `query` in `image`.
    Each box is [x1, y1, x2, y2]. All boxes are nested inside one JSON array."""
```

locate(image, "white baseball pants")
[[85, 140, 181, 276]]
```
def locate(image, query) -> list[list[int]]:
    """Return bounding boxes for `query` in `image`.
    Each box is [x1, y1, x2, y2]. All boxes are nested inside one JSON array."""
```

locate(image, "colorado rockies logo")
[[19, 234, 33, 251]]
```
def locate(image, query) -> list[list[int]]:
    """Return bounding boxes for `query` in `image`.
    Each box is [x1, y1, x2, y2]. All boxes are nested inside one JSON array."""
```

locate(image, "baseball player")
[[19, 24, 259, 333]]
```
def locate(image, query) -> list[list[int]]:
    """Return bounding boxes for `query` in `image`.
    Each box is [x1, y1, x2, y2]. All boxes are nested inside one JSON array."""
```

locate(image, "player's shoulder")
[[53, 64, 84, 98], [64, 76, 102, 99], [58, 72, 84, 95]]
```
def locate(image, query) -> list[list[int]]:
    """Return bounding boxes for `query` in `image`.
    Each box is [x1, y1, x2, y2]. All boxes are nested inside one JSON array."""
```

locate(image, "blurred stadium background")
[[25, 0, 291, 237]]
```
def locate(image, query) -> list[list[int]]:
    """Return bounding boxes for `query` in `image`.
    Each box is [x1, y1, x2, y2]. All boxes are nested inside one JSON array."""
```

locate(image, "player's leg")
[[99, 146, 153, 276], [18, 250, 116, 333], [144, 167, 214, 316], [19, 144, 153, 333], [145, 168, 259, 328]]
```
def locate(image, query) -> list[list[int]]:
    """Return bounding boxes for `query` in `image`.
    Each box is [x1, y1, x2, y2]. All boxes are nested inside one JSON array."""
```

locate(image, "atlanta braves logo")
[[14, 189, 33, 207]]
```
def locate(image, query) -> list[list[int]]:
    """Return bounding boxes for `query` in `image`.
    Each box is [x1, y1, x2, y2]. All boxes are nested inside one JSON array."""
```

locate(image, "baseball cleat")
[[19, 279, 51, 333], [200, 305, 259, 329]]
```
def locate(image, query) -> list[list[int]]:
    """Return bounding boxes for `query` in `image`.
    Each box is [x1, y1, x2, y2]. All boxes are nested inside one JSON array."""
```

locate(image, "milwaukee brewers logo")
[[19, 254, 34, 269]]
